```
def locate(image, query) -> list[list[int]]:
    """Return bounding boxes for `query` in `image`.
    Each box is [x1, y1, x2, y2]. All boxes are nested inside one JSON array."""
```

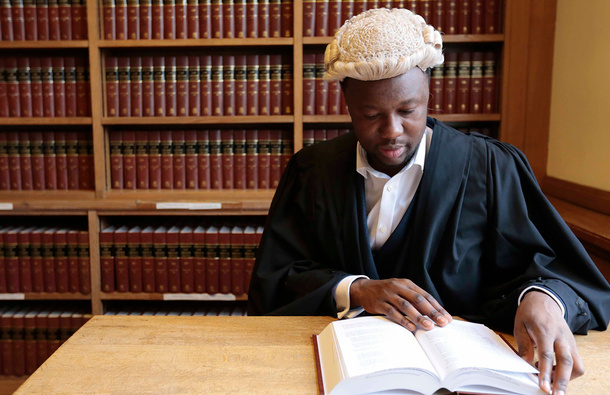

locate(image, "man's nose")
[[379, 114, 402, 140]]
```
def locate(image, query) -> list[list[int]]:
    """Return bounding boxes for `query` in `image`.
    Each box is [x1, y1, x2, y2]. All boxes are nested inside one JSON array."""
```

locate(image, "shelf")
[[98, 38, 294, 48], [303, 34, 504, 45], [0, 40, 89, 49], [0, 292, 91, 300], [303, 114, 501, 124], [101, 292, 248, 301], [102, 115, 294, 126], [0, 117, 92, 126]]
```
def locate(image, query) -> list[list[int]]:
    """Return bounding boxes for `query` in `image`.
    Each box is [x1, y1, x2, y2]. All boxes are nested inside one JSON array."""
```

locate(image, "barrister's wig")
[[324, 8, 444, 82]]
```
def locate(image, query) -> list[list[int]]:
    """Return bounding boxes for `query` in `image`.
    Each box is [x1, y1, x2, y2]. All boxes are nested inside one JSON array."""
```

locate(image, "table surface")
[[15, 315, 610, 394]]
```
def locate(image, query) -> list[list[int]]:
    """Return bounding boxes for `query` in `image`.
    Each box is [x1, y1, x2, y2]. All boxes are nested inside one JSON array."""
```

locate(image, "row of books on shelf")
[[105, 54, 293, 117], [104, 301, 247, 316], [102, 0, 293, 40], [100, 223, 263, 295], [0, 227, 91, 294], [0, 303, 92, 377], [303, 53, 346, 115], [0, 56, 91, 118], [303, 0, 503, 37], [0, 131, 94, 191], [109, 129, 292, 190], [302, 128, 349, 147], [0, 0, 88, 41]]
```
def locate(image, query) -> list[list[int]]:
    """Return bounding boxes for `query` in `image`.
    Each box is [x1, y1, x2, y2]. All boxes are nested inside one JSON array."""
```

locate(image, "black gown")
[[247, 117, 610, 334]]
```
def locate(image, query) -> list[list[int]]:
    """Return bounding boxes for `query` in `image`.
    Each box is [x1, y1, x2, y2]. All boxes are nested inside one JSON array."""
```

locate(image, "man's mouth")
[[379, 146, 406, 159]]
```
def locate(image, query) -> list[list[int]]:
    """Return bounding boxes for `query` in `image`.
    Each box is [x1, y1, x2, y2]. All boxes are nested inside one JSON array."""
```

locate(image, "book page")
[[414, 320, 538, 381]]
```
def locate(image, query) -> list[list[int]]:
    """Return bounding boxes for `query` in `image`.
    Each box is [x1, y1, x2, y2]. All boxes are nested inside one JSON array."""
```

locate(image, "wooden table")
[[15, 315, 610, 394]]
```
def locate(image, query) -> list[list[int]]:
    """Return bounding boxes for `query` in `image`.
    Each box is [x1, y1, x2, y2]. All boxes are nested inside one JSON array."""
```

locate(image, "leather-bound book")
[[160, 130, 174, 189], [41, 228, 57, 292], [222, 0, 234, 38], [188, 56, 200, 116], [211, 0, 222, 38], [47, 311, 63, 357], [471, 0, 483, 34], [130, 56, 142, 116], [19, 131, 33, 190], [127, 226, 142, 293], [172, 129, 186, 189], [269, 0, 280, 37], [140, 226, 155, 292], [102, 0, 115, 39], [48, 0, 60, 40], [58, 0, 71, 39], [218, 226, 231, 293], [430, 64, 444, 114], [199, 54, 212, 116], [234, 55, 247, 116], [209, 129, 222, 189], [113, 226, 129, 292], [105, 56, 119, 117], [109, 130, 123, 189], [269, 54, 282, 115], [258, 54, 271, 115], [165, 56, 177, 116], [42, 131, 57, 189], [302, 0, 314, 36], [0, 229, 8, 291], [135, 131, 149, 189], [258, 0, 269, 38], [442, 51, 457, 113], [456, 51, 471, 114], [77, 131, 93, 189], [469, 52, 483, 113], [99, 226, 116, 292], [234, 0, 245, 37], [176, 55, 188, 116], [484, 0, 500, 34], [6, 132, 21, 190], [166, 226, 181, 293], [187, 0, 199, 38], [458, 0, 471, 34], [257, 129, 270, 189], [269, 129, 281, 188], [281, 54, 293, 114], [229, 226, 244, 295], [75, 57, 88, 116], [314, 129, 326, 145], [353, 0, 365, 15], [233, 129, 246, 189], [0, 308, 16, 374], [199, 0, 211, 38], [205, 225, 219, 294], [153, 55, 166, 116], [23, 0, 36, 40], [245, 129, 258, 189], [222, 55, 235, 116], [64, 57, 77, 117], [4, 227, 22, 292], [30, 228, 45, 292], [280, 129, 292, 173], [141, 56, 154, 116], [0, 133, 8, 190], [35, 0, 49, 40], [11, 308, 27, 376], [328, 0, 341, 36], [147, 130, 161, 188], [53, 228, 69, 293], [17, 57, 32, 117], [246, 54, 259, 115], [54, 131, 68, 190], [196, 129, 210, 189], [5, 58, 20, 117], [115, 0, 128, 39], [77, 230, 90, 294], [327, 76, 340, 115], [280, 0, 292, 36], [163, 0, 175, 38], [175, 0, 187, 39], [242, 226, 256, 293], [71, 0, 86, 39], [24, 309, 38, 374], [303, 128, 314, 148], [431, 0, 444, 32], [184, 129, 197, 189], [179, 226, 194, 293], [315, 53, 327, 115], [482, 51, 497, 113], [302, 53, 315, 115], [65, 131, 79, 189], [151, 0, 163, 39], [18, 228, 33, 292], [29, 131, 45, 190], [211, 55, 223, 116], [220, 129, 234, 189], [139, 0, 151, 39], [40, 57, 55, 116], [52, 56, 66, 117], [30, 57, 43, 117], [0, 60, 7, 117], [444, 0, 457, 34], [34, 308, 50, 364], [66, 230, 80, 292], [193, 226, 206, 293], [122, 130, 136, 189], [245, 0, 257, 38], [420, 0, 431, 23]]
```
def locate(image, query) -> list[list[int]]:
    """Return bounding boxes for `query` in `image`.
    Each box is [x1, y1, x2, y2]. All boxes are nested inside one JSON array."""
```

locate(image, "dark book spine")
[[42, 231, 56, 292], [199, 54, 212, 116], [196, 130, 210, 189], [269, 54, 282, 115], [444, 0, 457, 34], [458, 0, 471, 34], [230, 229, 244, 295], [109, 130, 123, 189], [193, 230, 206, 292], [0, 59, 7, 117], [257, 0, 269, 38], [30, 232, 44, 292], [153, 229, 168, 292], [64, 57, 77, 117], [184, 130, 198, 189], [269, 129, 281, 188], [42, 131, 57, 189], [205, 228, 219, 293], [147, 130, 161, 189], [172, 129, 186, 189], [58, 0, 71, 39], [220, 129, 234, 189], [24, 0, 37, 40], [51, 57, 65, 116], [77, 131, 93, 189], [187, 0, 199, 38], [280, 0, 292, 37], [210, 0, 222, 38], [257, 129, 270, 188], [179, 230, 194, 293], [222, 0, 234, 38], [65, 131, 79, 189], [139, 0, 152, 39], [314, 54, 327, 115], [135, 131, 149, 189], [7, 132, 22, 190], [153, 55, 166, 116], [198, 0, 211, 38], [54, 230, 69, 293], [302, 53, 315, 115], [130, 56, 142, 116], [6, 58, 21, 117], [234, 55, 247, 116], [140, 231, 155, 292], [117, 56, 131, 116], [482, 51, 497, 113], [430, 64, 444, 114], [233, 129, 246, 189], [164, 56, 177, 116], [166, 230, 180, 293], [30, 131, 45, 190], [5, 231, 20, 292], [113, 229, 129, 293], [269, 0, 280, 38], [442, 51, 457, 113], [456, 51, 471, 113], [127, 230, 142, 293], [234, 0, 245, 38], [187, 56, 200, 116], [151, 0, 163, 39], [484, 0, 500, 34], [141, 56, 154, 116], [258, 54, 270, 115], [246, 54, 259, 115], [245, 129, 258, 189], [41, 56, 55, 116], [469, 51, 484, 113], [17, 57, 32, 117], [211, 55, 223, 116], [471, 0, 483, 34], [71, 0, 87, 39], [102, 0, 116, 39], [314, 0, 328, 37], [245, 0, 257, 38], [160, 130, 174, 189], [208, 129, 222, 189], [176, 55, 189, 116], [431, 0, 444, 32], [303, 0, 314, 37], [19, 131, 33, 190], [327, 78, 340, 115], [281, 54, 293, 115], [48, 0, 60, 40], [77, 230, 90, 294], [115, 0, 128, 39], [0, 133, 8, 190], [217, 230, 231, 293], [280, 129, 292, 174], [30, 57, 43, 117], [162, 0, 176, 38], [105, 56, 119, 117], [222, 55, 235, 116], [122, 130, 136, 189], [75, 57, 88, 116], [175, 0, 187, 39]]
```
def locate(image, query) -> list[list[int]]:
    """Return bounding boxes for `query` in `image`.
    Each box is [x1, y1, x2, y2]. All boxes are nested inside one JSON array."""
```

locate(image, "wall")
[[547, 0, 610, 191]]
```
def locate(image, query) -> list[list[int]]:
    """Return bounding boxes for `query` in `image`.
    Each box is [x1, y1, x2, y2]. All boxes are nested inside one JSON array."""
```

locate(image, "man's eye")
[[364, 114, 379, 120], [399, 109, 414, 115]]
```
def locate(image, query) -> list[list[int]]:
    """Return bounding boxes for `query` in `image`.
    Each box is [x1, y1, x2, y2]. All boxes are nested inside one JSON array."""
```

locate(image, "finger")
[[551, 342, 573, 395], [389, 295, 436, 330], [400, 285, 452, 326], [514, 322, 536, 365], [534, 336, 555, 394], [383, 303, 418, 331]]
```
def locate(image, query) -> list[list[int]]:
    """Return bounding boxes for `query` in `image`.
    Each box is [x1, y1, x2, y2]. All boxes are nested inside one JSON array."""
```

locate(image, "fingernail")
[[554, 391, 564, 395], [437, 316, 446, 324], [541, 380, 551, 393]]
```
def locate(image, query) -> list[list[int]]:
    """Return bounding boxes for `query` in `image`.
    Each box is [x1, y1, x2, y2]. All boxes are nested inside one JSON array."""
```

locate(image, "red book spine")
[[184, 130, 198, 189], [302, 53, 315, 115], [117, 56, 131, 116], [127, 0, 139, 39], [48, 0, 60, 40], [484, 0, 500, 34], [58, 0, 71, 39], [41, 57, 54, 116], [211, 55, 223, 116], [42, 131, 57, 189], [102, 0, 116, 39], [340, 0, 353, 26], [141, 56, 154, 116], [166, 228, 181, 293], [176, 55, 188, 116], [218, 227, 231, 293], [187, 56, 200, 116], [327, 78, 340, 115], [199, 55, 212, 116], [34, 0, 48, 40], [220, 129, 234, 189], [29, 57, 43, 117], [172, 130, 186, 189], [135, 131, 149, 189], [245, 0, 257, 38], [77, 230, 90, 294], [0, 59, 9, 117], [281, 54, 292, 115], [469, 51, 484, 114], [151, 0, 163, 39], [230, 227, 244, 295], [29, 131, 44, 190], [258, 54, 270, 115], [0, 230, 7, 291], [257, 129, 270, 189], [471, 0, 483, 34], [328, 0, 340, 36], [30, 230, 44, 292], [115, 0, 128, 39], [113, 227, 129, 292], [153, 227, 168, 293], [269, 54, 282, 115], [24, 0, 37, 40], [269, 129, 281, 188], [234, 0, 245, 38], [233, 129, 246, 189], [18, 229, 33, 292], [64, 57, 76, 116], [66, 230, 80, 292], [147, 130, 161, 189], [482, 51, 497, 113], [75, 57, 88, 116], [234, 55, 246, 116], [246, 54, 258, 115], [280, 129, 292, 174], [160, 130, 174, 189], [11, 311, 27, 376], [314, 129, 325, 145], [77, 131, 93, 190], [105, 56, 119, 117], [458, 0, 471, 34], [130, 56, 142, 116], [5, 229, 21, 292], [65, 131, 79, 189], [54, 229, 69, 292], [280, 0, 292, 37], [122, 130, 136, 189], [222, 0, 234, 38], [442, 51, 457, 113], [7, 132, 21, 190], [0, 133, 8, 190], [139, 0, 151, 39], [1, 310, 14, 375], [192, 227, 206, 293], [302, 0, 314, 36], [17, 57, 32, 117], [242, 227, 257, 293], [54, 131, 68, 190], [196, 130, 210, 189], [208, 129, 222, 189], [258, 0, 269, 38], [223, 55, 235, 116], [42, 229, 56, 292], [205, 226, 219, 293], [315, 0, 328, 37], [6, 58, 20, 117], [34, 311, 49, 365], [153, 55, 166, 116], [187, 0, 199, 38], [127, 227, 143, 293], [71, 0, 87, 39], [165, 56, 177, 116], [179, 227, 194, 293], [269, 0, 280, 38], [456, 51, 471, 113], [175, 0, 187, 38], [47, 312, 62, 358], [353, 0, 365, 16], [140, 228, 155, 293], [431, 0, 443, 32], [18, 132, 32, 190], [315, 54, 327, 114], [444, 0, 457, 34], [99, 227, 115, 292], [109, 130, 123, 189], [24, 312, 37, 374], [430, 64, 444, 114], [162, 0, 175, 38], [198, 0, 211, 38]]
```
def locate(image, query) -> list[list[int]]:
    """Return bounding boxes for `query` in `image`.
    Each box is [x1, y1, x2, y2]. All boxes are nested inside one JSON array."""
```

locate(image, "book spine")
[[30, 57, 43, 117], [12, 312, 26, 376], [65, 131, 79, 189], [5, 231, 20, 292], [122, 130, 136, 189], [246, 54, 259, 115], [234, 55, 247, 116], [208, 129, 221, 189], [257, 0, 269, 38], [280, 0, 292, 37], [135, 131, 149, 189], [269, 129, 281, 188], [281, 54, 293, 115], [35, 0, 48, 39], [17, 57, 32, 118], [153, 55, 166, 116], [199, 54, 212, 116], [77, 131, 93, 189], [176, 55, 189, 116], [314, 54, 327, 114], [211, 55, 223, 116], [58, 0, 70, 39], [269, 54, 282, 115], [257, 129, 270, 189], [18, 231, 33, 292], [41, 57, 54, 116], [127, 232, 142, 292], [233, 129, 246, 189], [187, 0, 199, 38], [0, 60, 7, 117], [205, 229, 219, 293], [102, 0, 116, 39], [54, 231, 69, 293], [64, 57, 77, 117], [184, 130, 198, 189], [105, 56, 119, 117], [314, 0, 328, 37], [482, 51, 497, 113], [469, 51, 484, 114], [456, 51, 471, 113], [484, 0, 499, 34], [269, 0, 280, 38], [210, 0, 221, 38], [6, 58, 20, 117], [245, 0, 257, 38], [222, 55, 235, 116], [54, 131, 68, 190], [42, 131, 57, 189], [19, 131, 33, 190], [303, 0, 314, 37], [72, 0, 87, 39], [151, 0, 162, 39], [179, 232, 194, 293], [430, 64, 444, 114], [75, 57, 88, 116], [442, 51, 457, 114], [220, 129, 234, 189], [115, 0, 128, 39], [217, 231, 231, 293], [230, 229, 244, 295], [160, 130, 174, 189], [340, 0, 353, 26], [431, 0, 443, 32], [166, 231, 180, 293], [302, 53, 315, 115], [30, 233, 44, 292], [109, 130, 123, 189], [280, 129, 292, 174], [196, 130, 210, 189], [130, 56, 142, 116], [222, 0, 234, 38], [99, 230, 115, 292], [141, 56, 154, 116], [24, 314, 37, 374], [118, 56, 131, 116], [114, 230, 129, 292], [30, 131, 45, 190], [140, 0, 151, 39], [172, 130, 185, 189], [162, 0, 175, 38], [327, 78, 340, 115], [258, 54, 270, 115], [23, 0, 37, 40], [147, 130, 161, 189], [193, 230, 206, 293], [140, 233, 155, 292], [48, 0, 60, 40], [188, 56, 200, 116], [153, 230, 168, 293], [42, 231, 56, 292], [198, 0, 211, 38], [444, 0, 457, 34], [77, 230, 90, 294], [175, 0, 187, 39], [7, 132, 21, 190], [242, 231, 256, 294], [0, 133, 8, 190], [234, 0, 245, 38]]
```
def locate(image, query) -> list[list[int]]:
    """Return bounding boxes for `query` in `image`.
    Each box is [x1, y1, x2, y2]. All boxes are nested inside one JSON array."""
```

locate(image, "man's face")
[[343, 67, 429, 177]]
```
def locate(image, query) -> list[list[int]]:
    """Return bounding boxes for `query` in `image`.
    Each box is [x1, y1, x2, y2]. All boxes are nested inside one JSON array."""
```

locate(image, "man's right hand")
[[350, 278, 452, 331]]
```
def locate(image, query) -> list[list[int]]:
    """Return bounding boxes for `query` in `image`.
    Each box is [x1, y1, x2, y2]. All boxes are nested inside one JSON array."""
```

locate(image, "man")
[[247, 8, 610, 395]]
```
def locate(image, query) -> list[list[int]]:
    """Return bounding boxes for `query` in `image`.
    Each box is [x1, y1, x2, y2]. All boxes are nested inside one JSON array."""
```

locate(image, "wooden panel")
[[544, 177, 610, 216]]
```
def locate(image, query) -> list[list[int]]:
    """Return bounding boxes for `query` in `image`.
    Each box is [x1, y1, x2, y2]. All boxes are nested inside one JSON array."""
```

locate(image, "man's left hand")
[[514, 291, 584, 395]]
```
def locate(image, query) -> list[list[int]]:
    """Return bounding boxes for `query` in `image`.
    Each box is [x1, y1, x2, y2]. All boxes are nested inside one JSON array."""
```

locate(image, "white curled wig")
[[324, 8, 444, 82]]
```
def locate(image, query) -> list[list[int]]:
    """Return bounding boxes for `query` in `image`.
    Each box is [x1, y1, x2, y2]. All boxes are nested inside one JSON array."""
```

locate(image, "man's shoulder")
[[293, 132, 357, 169]]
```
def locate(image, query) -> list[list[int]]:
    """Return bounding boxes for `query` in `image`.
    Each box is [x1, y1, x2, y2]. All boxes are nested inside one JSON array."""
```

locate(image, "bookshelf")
[[0, 0, 560, 383]]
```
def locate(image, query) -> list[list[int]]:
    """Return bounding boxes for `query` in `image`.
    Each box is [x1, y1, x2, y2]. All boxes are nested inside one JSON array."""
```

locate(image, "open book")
[[314, 316, 548, 395]]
